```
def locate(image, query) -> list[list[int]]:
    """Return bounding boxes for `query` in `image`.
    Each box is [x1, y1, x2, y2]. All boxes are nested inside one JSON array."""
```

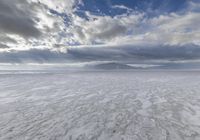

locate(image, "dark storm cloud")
[[1, 44, 200, 63], [0, 0, 41, 38], [0, 43, 10, 49], [67, 44, 200, 62], [0, 49, 70, 63], [0, 36, 17, 44]]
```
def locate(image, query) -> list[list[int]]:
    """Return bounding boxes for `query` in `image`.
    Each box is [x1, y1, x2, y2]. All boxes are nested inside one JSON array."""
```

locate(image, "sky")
[[0, 0, 200, 68]]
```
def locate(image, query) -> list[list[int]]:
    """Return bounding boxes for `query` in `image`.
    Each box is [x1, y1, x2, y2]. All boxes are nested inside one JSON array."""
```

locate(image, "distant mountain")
[[89, 62, 134, 70]]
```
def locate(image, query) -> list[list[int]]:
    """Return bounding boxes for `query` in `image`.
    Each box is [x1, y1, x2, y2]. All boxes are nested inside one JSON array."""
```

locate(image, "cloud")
[[0, 43, 10, 49], [71, 12, 144, 44], [0, 0, 41, 38], [111, 4, 133, 13], [0, 49, 70, 63], [68, 1, 200, 46], [107, 11, 200, 46], [1, 0, 199, 48], [0, 0, 83, 51], [1, 44, 200, 64], [36, 0, 82, 13], [0, 0, 200, 65], [67, 44, 200, 62]]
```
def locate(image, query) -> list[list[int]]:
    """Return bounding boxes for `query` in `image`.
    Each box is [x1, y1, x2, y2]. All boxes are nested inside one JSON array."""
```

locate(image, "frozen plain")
[[0, 70, 200, 140]]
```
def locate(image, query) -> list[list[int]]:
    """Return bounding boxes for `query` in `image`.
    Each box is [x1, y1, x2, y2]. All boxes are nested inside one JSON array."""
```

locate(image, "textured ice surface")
[[0, 70, 200, 140]]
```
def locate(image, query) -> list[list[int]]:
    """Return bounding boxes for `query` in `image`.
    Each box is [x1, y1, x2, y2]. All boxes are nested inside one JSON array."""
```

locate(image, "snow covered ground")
[[0, 70, 200, 140]]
